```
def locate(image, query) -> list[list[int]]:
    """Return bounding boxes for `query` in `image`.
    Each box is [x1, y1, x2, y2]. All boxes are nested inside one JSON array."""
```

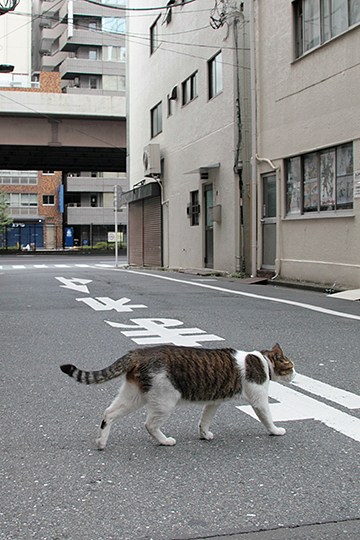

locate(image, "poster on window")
[[337, 176, 353, 206], [337, 145, 353, 176], [354, 171, 360, 199], [303, 153, 318, 211], [286, 157, 301, 214], [320, 150, 335, 209], [337, 145, 354, 206]]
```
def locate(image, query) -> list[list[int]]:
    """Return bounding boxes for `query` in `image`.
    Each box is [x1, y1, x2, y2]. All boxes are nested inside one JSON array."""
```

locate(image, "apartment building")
[[30, 0, 127, 247], [127, 0, 359, 289], [254, 0, 360, 288], [126, 0, 252, 272], [0, 72, 64, 249]]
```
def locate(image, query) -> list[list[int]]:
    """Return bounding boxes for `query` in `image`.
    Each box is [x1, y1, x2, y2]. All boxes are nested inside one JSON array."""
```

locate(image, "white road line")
[[123, 269, 360, 321], [34, 265, 48, 268], [54, 264, 71, 268], [292, 373, 360, 409], [75, 264, 91, 268], [95, 263, 114, 268], [12, 265, 26, 269], [237, 381, 360, 443]]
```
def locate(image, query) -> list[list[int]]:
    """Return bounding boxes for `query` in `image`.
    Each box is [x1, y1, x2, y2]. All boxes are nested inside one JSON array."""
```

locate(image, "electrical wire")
[[82, 0, 197, 11]]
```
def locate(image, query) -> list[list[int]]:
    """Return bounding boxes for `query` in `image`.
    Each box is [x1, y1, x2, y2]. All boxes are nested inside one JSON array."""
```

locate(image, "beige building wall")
[[255, 1, 360, 289], [127, 0, 251, 273]]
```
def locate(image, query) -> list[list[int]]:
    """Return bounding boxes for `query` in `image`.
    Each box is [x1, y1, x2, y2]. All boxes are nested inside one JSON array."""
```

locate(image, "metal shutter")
[[128, 200, 143, 265], [143, 196, 162, 266]]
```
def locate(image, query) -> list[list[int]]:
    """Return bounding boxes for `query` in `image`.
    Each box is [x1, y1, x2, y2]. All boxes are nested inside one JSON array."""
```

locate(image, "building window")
[[208, 51, 223, 99], [102, 75, 125, 91], [286, 143, 353, 215], [89, 49, 98, 60], [43, 195, 55, 206], [5, 193, 38, 207], [89, 77, 98, 89], [103, 46, 126, 62], [42, 170, 54, 175], [102, 17, 125, 34], [151, 102, 162, 138], [188, 190, 200, 226], [294, 0, 360, 57], [182, 71, 197, 105], [150, 16, 160, 54]]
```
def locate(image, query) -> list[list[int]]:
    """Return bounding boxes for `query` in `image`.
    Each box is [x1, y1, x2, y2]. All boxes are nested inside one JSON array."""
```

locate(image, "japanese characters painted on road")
[[56, 276, 360, 444], [60, 343, 296, 449]]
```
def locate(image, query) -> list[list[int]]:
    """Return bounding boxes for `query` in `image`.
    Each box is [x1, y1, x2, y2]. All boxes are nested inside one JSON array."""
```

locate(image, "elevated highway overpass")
[[0, 91, 126, 172]]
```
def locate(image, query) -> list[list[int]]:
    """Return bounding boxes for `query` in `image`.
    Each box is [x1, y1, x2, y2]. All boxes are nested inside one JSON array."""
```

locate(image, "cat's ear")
[[273, 342, 282, 352]]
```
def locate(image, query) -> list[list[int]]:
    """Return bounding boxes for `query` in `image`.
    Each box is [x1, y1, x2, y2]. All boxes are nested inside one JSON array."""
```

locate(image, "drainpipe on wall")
[[249, 0, 257, 277]]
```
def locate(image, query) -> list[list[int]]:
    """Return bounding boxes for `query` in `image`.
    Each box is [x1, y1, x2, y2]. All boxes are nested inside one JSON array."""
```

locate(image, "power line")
[[83, 0, 197, 11]]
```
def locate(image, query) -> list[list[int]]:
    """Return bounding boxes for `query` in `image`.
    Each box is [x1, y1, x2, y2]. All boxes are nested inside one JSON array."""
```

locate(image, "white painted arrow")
[[55, 276, 92, 294]]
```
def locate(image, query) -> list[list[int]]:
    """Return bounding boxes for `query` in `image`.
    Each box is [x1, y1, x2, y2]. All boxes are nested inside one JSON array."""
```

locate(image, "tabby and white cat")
[[60, 343, 295, 450]]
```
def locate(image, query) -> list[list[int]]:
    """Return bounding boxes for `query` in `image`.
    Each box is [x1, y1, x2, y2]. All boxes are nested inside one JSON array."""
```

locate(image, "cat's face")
[[266, 343, 296, 383]]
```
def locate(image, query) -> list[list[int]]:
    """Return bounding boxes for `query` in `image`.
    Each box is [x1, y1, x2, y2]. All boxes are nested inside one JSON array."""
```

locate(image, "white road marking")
[[95, 263, 114, 268], [292, 373, 360, 409], [123, 270, 360, 321], [237, 380, 360, 443], [54, 264, 71, 268], [12, 265, 26, 269], [75, 264, 91, 268], [55, 276, 92, 294], [33, 265, 48, 268], [105, 318, 224, 346], [76, 296, 147, 312]]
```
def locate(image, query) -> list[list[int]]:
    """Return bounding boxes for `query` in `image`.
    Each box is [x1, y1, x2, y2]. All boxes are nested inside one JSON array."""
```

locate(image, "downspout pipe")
[[249, 0, 257, 277]]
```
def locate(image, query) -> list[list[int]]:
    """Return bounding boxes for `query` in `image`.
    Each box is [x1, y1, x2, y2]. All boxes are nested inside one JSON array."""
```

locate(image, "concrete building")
[[126, 0, 252, 272], [253, 0, 360, 288], [0, 0, 128, 247], [0, 70, 64, 249], [127, 0, 359, 289]]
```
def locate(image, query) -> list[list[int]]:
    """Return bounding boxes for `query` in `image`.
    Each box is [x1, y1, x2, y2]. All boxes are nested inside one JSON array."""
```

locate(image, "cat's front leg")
[[251, 402, 286, 436], [198, 403, 220, 440], [246, 388, 286, 436]]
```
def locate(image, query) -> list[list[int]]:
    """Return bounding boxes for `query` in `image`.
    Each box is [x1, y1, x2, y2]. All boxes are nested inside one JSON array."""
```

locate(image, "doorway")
[[261, 173, 276, 270], [204, 184, 214, 268]]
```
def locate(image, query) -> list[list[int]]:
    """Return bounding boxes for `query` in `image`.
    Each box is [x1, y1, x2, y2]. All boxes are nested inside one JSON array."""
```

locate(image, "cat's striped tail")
[[60, 353, 132, 384]]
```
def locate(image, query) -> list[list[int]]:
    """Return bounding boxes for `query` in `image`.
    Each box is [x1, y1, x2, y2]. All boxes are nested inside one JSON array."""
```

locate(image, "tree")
[[0, 192, 12, 248], [0, 2, 20, 16]]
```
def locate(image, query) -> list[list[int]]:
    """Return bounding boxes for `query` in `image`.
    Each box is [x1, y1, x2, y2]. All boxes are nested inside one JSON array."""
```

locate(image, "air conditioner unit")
[[143, 144, 161, 176]]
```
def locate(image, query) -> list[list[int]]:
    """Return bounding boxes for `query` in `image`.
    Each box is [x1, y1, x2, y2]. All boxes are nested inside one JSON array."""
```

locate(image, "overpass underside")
[[0, 116, 126, 172]]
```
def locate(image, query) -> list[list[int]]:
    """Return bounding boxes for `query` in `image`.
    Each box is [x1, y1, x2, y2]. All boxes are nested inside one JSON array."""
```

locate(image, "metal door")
[[261, 173, 276, 269]]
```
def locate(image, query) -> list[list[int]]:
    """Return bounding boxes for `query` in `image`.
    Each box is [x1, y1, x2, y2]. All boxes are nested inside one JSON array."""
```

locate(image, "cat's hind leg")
[[198, 403, 220, 440], [96, 381, 144, 450], [144, 376, 180, 446]]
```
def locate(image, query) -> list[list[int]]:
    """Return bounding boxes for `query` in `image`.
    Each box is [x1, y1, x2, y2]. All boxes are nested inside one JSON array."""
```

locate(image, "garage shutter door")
[[128, 196, 162, 266], [143, 196, 161, 266], [128, 200, 143, 265]]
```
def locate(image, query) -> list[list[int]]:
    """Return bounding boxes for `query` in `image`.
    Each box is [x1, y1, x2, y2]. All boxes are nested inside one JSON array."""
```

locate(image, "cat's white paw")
[[199, 429, 214, 441], [96, 437, 106, 450], [270, 427, 286, 436], [160, 436, 176, 446]]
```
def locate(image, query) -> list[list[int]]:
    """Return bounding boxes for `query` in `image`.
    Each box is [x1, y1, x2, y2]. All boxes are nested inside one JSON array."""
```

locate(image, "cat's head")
[[262, 343, 296, 383]]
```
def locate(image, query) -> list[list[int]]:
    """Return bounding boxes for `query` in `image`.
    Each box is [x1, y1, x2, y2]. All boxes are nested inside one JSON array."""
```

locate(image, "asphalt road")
[[1, 255, 359, 540]]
